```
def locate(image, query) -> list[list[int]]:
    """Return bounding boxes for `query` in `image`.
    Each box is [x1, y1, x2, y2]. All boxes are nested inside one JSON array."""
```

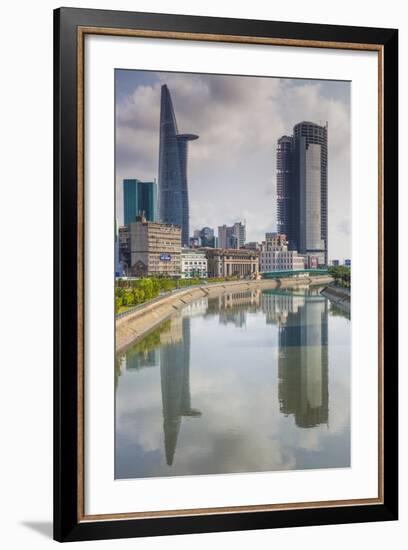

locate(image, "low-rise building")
[[128, 215, 181, 277], [265, 233, 288, 247], [306, 255, 319, 269], [242, 241, 261, 251], [260, 233, 305, 272], [181, 248, 208, 279], [118, 225, 131, 275], [260, 248, 305, 272], [206, 248, 259, 278]]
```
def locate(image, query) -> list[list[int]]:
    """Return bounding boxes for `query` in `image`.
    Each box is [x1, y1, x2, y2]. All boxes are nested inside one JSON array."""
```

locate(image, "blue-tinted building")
[[158, 84, 198, 246], [198, 226, 216, 248], [123, 179, 157, 225]]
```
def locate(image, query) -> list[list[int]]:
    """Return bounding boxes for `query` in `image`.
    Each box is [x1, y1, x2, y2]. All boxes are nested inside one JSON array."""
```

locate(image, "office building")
[[198, 226, 216, 248], [128, 215, 181, 277], [276, 136, 295, 241], [265, 232, 289, 248], [277, 121, 328, 265], [218, 225, 229, 249], [181, 248, 208, 279], [189, 236, 200, 248], [123, 179, 157, 224], [242, 241, 261, 251], [115, 218, 122, 277], [191, 227, 216, 248], [158, 84, 198, 246], [218, 222, 246, 249], [206, 248, 259, 278], [118, 225, 131, 275], [259, 233, 305, 272]]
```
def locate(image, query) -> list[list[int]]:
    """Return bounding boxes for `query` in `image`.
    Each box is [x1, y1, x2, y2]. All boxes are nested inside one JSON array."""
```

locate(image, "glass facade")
[[123, 179, 157, 225], [158, 85, 198, 246], [276, 121, 328, 265], [276, 135, 294, 243]]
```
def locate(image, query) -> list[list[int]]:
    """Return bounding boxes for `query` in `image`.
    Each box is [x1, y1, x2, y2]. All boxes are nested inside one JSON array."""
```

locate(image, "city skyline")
[[116, 70, 351, 261]]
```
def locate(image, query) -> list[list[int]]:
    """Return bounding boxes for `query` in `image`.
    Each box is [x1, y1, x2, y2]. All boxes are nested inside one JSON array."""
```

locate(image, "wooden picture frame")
[[54, 7, 398, 542]]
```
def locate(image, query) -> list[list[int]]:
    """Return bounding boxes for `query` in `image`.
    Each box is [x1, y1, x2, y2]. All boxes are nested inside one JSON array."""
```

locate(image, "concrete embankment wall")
[[116, 276, 333, 353], [116, 279, 279, 353], [277, 275, 333, 288], [321, 285, 351, 314]]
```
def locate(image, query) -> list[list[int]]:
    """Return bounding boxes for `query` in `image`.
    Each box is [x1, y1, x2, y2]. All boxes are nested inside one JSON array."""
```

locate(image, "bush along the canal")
[[115, 275, 239, 313], [328, 265, 350, 288]]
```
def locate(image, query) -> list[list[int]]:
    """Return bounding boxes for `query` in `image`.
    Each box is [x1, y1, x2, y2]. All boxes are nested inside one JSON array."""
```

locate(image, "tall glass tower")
[[123, 179, 157, 225], [276, 135, 294, 242], [158, 85, 198, 246], [276, 121, 328, 265]]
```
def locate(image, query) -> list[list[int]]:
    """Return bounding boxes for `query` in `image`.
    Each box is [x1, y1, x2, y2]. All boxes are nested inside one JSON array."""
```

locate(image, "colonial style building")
[[259, 233, 305, 272], [206, 248, 259, 278]]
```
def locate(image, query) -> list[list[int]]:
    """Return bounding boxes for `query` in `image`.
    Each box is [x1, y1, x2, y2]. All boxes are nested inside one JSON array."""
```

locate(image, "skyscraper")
[[276, 121, 328, 265], [158, 84, 198, 246], [123, 179, 157, 224], [276, 136, 294, 240], [218, 222, 246, 249]]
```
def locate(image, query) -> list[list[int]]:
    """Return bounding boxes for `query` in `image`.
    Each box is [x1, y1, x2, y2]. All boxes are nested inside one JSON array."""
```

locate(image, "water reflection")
[[115, 287, 350, 478], [277, 295, 328, 428], [160, 316, 201, 465]]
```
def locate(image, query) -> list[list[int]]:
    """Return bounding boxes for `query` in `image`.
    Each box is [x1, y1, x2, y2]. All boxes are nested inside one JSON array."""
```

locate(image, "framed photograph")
[[54, 7, 398, 542]]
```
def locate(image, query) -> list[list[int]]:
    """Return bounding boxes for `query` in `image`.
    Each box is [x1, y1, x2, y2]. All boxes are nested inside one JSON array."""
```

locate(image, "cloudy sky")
[[115, 70, 351, 261]]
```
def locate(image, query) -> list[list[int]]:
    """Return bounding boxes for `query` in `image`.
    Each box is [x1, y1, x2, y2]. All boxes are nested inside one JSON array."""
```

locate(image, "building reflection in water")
[[263, 289, 329, 428], [159, 315, 201, 465], [207, 289, 261, 327], [119, 287, 331, 471], [125, 348, 159, 370]]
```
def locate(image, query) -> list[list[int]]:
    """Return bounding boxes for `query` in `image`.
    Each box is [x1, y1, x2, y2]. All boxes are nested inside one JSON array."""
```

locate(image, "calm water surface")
[[115, 286, 350, 479]]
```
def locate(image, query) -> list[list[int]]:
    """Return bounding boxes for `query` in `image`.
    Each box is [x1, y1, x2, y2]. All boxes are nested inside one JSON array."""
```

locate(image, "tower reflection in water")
[[118, 288, 332, 472], [263, 289, 329, 428], [159, 314, 201, 465]]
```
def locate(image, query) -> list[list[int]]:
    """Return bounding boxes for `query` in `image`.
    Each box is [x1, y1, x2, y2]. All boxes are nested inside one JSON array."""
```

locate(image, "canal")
[[115, 286, 350, 479]]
